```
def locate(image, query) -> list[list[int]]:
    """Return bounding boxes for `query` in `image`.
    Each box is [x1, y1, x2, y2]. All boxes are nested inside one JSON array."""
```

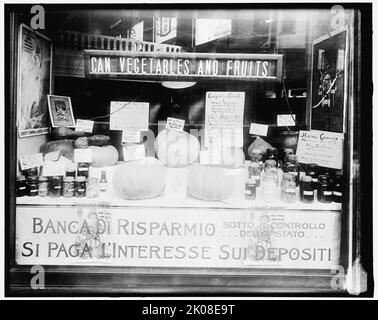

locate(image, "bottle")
[[264, 160, 278, 184], [332, 174, 343, 203], [49, 176, 63, 198], [245, 178, 256, 200], [77, 162, 89, 179], [250, 149, 264, 170], [75, 176, 87, 197], [26, 176, 39, 197], [87, 177, 99, 198], [283, 154, 300, 186], [300, 175, 314, 203], [317, 175, 332, 203], [306, 163, 319, 189], [100, 170, 108, 192], [63, 176, 75, 198], [280, 173, 297, 203], [248, 162, 261, 187]]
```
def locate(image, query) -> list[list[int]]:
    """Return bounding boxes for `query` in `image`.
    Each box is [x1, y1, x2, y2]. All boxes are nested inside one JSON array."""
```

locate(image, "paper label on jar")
[[78, 167, 89, 171], [303, 191, 314, 195], [245, 190, 252, 195], [286, 188, 296, 193], [323, 191, 332, 196], [312, 178, 318, 182], [333, 191, 342, 196]]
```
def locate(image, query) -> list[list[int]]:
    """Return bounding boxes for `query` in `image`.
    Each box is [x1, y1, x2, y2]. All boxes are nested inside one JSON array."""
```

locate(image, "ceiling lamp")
[[162, 81, 196, 89]]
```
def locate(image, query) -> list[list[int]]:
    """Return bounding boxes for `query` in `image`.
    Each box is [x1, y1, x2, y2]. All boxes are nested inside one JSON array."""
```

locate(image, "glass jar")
[[250, 149, 264, 170], [23, 166, 38, 178], [38, 176, 49, 197], [300, 175, 314, 203], [75, 176, 87, 197], [283, 154, 300, 186], [264, 160, 278, 184], [332, 174, 343, 203], [245, 178, 256, 200], [306, 163, 319, 188], [266, 148, 278, 162], [16, 175, 28, 197], [280, 173, 297, 203], [87, 177, 99, 198], [77, 162, 89, 179], [49, 176, 63, 197], [66, 163, 76, 178], [26, 176, 38, 197], [317, 175, 332, 203], [262, 171, 279, 202], [63, 176, 75, 198], [279, 148, 294, 163], [248, 162, 261, 187]]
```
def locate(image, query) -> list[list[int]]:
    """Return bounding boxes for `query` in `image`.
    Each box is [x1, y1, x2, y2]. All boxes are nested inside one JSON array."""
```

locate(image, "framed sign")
[[47, 95, 76, 128], [310, 27, 348, 133], [17, 24, 52, 137]]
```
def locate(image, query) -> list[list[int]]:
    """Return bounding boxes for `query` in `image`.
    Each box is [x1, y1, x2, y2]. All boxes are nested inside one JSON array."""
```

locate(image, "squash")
[[88, 135, 111, 146], [112, 159, 166, 200], [51, 127, 85, 140], [75, 137, 89, 149], [154, 129, 200, 167], [40, 139, 75, 161], [221, 147, 245, 168], [88, 145, 119, 167], [187, 165, 235, 201]]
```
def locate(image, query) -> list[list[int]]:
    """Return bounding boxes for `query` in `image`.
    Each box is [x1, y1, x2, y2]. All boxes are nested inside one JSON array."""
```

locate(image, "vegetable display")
[[40, 139, 75, 161]]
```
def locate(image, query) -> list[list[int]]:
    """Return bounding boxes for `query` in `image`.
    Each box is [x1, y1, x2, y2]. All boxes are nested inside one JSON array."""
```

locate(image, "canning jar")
[[77, 162, 89, 179], [317, 175, 332, 203], [23, 166, 38, 178], [283, 154, 300, 186], [16, 175, 28, 197], [250, 149, 264, 170], [49, 176, 63, 197], [280, 173, 297, 203], [248, 162, 261, 187], [245, 178, 256, 200], [75, 176, 86, 197], [87, 177, 99, 198], [306, 163, 319, 188], [66, 163, 76, 178], [38, 176, 49, 197], [264, 160, 278, 184], [63, 176, 75, 198], [332, 174, 343, 203], [262, 171, 279, 202], [27, 176, 39, 197], [300, 175, 314, 203]]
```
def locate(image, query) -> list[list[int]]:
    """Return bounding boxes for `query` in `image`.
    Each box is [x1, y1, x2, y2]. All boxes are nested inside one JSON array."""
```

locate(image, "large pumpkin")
[[220, 147, 245, 168], [187, 165, 235, 201], [88, 145, 119, 167], [154, 129, 200, 167], [40, 139, 75, 160], [112, 158, 167, 200]]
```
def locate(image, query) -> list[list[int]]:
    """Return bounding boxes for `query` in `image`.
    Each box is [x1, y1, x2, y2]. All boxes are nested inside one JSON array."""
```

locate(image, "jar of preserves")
[[332, 174, 343, 203], [49, 176, 63, 197], [300, 175, 314, 203], [266, 148, 278, 162], [248, 162, 261, 187], [38, 176, 49, 197], [26, 176, 38, 197], [23, 166, 38, 178], [279, 148, 294, 163], [317, 175, 332, 203], [250, 149, 264, 170], [280, 173, 297, 203], [245, 178, 256, 200], [262, 171, 279, 202], [75, 176, 86, 197], [63, 176, 75, 198], [77, 162, 89, 179], [283, 154, 300, 186], [306, 163, 319, 188], [16, 175, 28, 197], [65, 163, 76, 178], [87, 177, 99, 198]]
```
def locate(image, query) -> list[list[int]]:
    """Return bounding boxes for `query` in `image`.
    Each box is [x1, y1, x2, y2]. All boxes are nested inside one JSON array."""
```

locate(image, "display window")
[[5, 3, 372, 296]]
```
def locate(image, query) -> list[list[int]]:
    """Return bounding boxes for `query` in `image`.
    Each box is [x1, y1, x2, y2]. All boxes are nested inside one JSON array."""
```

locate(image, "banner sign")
[[84, 50, 283, 81], [16, 207, 340, 269]]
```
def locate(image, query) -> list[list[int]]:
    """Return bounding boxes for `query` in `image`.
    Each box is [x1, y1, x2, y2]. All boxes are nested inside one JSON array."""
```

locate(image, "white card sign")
[[110, 101, 149, 131], [19, 153, 43, 171], [122, 130, 141, 143], [123, 144, 146, 162], [74, 149, 93, 163], [205, 92, 245, 147], [249, 123, 268, 136], [75, 119, 94, 133], [42, 161, 66, 176], [44, 151, 60, 162], [166, 117, 185, 131], [277, 114, 296, 127], [296, 130, 344, 169]]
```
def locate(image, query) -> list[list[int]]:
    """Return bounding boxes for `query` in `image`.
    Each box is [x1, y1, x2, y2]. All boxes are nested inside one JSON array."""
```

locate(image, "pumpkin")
[[220, 147, 245, 168], [40, 139, 75, 161], [112, 159, 167, 200], [154, 129, 200, 167], [88, 145, 119, 167], [75, 137, 89, 149], [88, 135, 111, 146], [187, 165, 235, 201]]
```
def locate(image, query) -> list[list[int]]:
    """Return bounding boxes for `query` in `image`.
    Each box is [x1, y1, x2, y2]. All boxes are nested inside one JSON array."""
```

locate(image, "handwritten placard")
[[122, 130, 141, 143], [123, 144, 146, 162], [110, 101, 149, 131], [277, 114, 296, 127], [166, 117, 185, 132], [296, 130, 344, 169], [74, 149, 93, 163], [205, 92, 245, 147], [75, 119, 94, 133], [44, 151, 60, 162], [249, 123, 268, 136], [42, 161, 66, 176], [19, 153, 43, 171]]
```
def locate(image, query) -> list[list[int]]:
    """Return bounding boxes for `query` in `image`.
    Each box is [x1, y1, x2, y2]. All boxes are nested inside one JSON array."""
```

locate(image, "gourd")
[[154, 129, 200, 167], [187, 165, 235, 201], [112, 158, 167, 200], [221, 147, 245, 168], [88, 145, 119, 167], [40, 139, 75, 160], [74, 137, 89, 149]]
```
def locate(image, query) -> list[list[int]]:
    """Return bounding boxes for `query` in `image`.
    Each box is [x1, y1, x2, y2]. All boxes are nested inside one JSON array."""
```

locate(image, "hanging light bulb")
[[161, 81, 196, 89]]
